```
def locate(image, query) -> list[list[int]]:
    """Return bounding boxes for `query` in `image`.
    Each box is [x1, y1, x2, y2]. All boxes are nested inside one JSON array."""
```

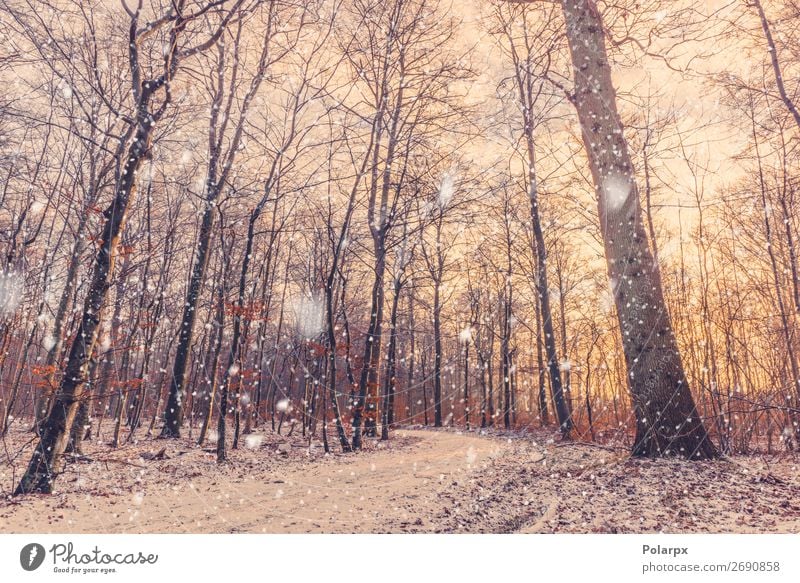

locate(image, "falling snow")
[[601, 172, 632, 213], [0, 271, 23, 316]]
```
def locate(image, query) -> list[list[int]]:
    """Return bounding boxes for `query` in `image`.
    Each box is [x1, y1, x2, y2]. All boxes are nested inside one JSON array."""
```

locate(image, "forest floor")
[[1, 424, 799, 533]]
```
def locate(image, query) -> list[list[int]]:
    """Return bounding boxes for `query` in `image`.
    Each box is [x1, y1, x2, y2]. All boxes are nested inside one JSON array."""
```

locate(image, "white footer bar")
[[1, 534, 797, 582]]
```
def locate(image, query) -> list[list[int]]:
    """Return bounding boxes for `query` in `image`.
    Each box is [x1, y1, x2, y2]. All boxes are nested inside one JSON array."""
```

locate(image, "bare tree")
[[504, 0, 717, 457], [13, 0, 246, 494]]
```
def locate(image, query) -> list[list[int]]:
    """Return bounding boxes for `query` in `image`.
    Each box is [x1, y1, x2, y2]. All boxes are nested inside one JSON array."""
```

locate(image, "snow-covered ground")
[[1, 427, 798, 533]]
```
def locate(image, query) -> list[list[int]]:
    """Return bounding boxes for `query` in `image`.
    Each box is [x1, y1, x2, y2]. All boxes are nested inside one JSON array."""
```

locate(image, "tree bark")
[[381, 275, 403, 440], [528, 172, 572, 437], [352, 251, 386, 446], [15, 107, 154, 493], [432, 274, 443, 427], [752, 0, 800, 131], [560, 0, 716, 458]]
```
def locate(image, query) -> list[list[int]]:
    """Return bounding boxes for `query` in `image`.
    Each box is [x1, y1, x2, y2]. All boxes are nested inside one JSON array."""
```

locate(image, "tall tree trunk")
[[560, 0, 716, 458], [511, 34, 573, 436], [352, 252, 386, 447], [528, 179, 571, 437], [198, 278, 225, 447], [162, 191, 219, 437], [218, 210, 260, 462], [15, 107, 154, 494], [34, 213, 90, 433], [161, 19, 268, 436]]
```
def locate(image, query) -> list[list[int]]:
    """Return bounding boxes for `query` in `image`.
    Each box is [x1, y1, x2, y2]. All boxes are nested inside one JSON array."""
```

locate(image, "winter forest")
[[0, 0, 799, 534]]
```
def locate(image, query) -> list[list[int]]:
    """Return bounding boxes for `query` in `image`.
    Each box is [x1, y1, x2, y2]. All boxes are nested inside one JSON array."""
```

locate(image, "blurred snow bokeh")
[[291, 293, 323, 339], [601, 172, 632, 213], [438, 172, 455, 208], [0, 271, 23, 316]]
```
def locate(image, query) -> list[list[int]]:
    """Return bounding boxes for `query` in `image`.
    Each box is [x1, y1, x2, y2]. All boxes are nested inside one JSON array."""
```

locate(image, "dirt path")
[[0, 430, 506, 534], [3, 427, 799, 533]]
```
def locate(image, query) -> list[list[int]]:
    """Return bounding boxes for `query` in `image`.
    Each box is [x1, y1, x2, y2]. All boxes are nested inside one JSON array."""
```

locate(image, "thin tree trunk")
[[528, 186, 571, 437], [381, 274, 403, 440], [198, 279, 225, 447], [751, 108, 800, 442], [534, 293, 549, 425], [218, 210, 261, 462], [752, 0, 800, 131], [463, 336, 470, 430], [353, 252, 387, 446], [406, 292, 416, 423], [432, 277, 443, 427]]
